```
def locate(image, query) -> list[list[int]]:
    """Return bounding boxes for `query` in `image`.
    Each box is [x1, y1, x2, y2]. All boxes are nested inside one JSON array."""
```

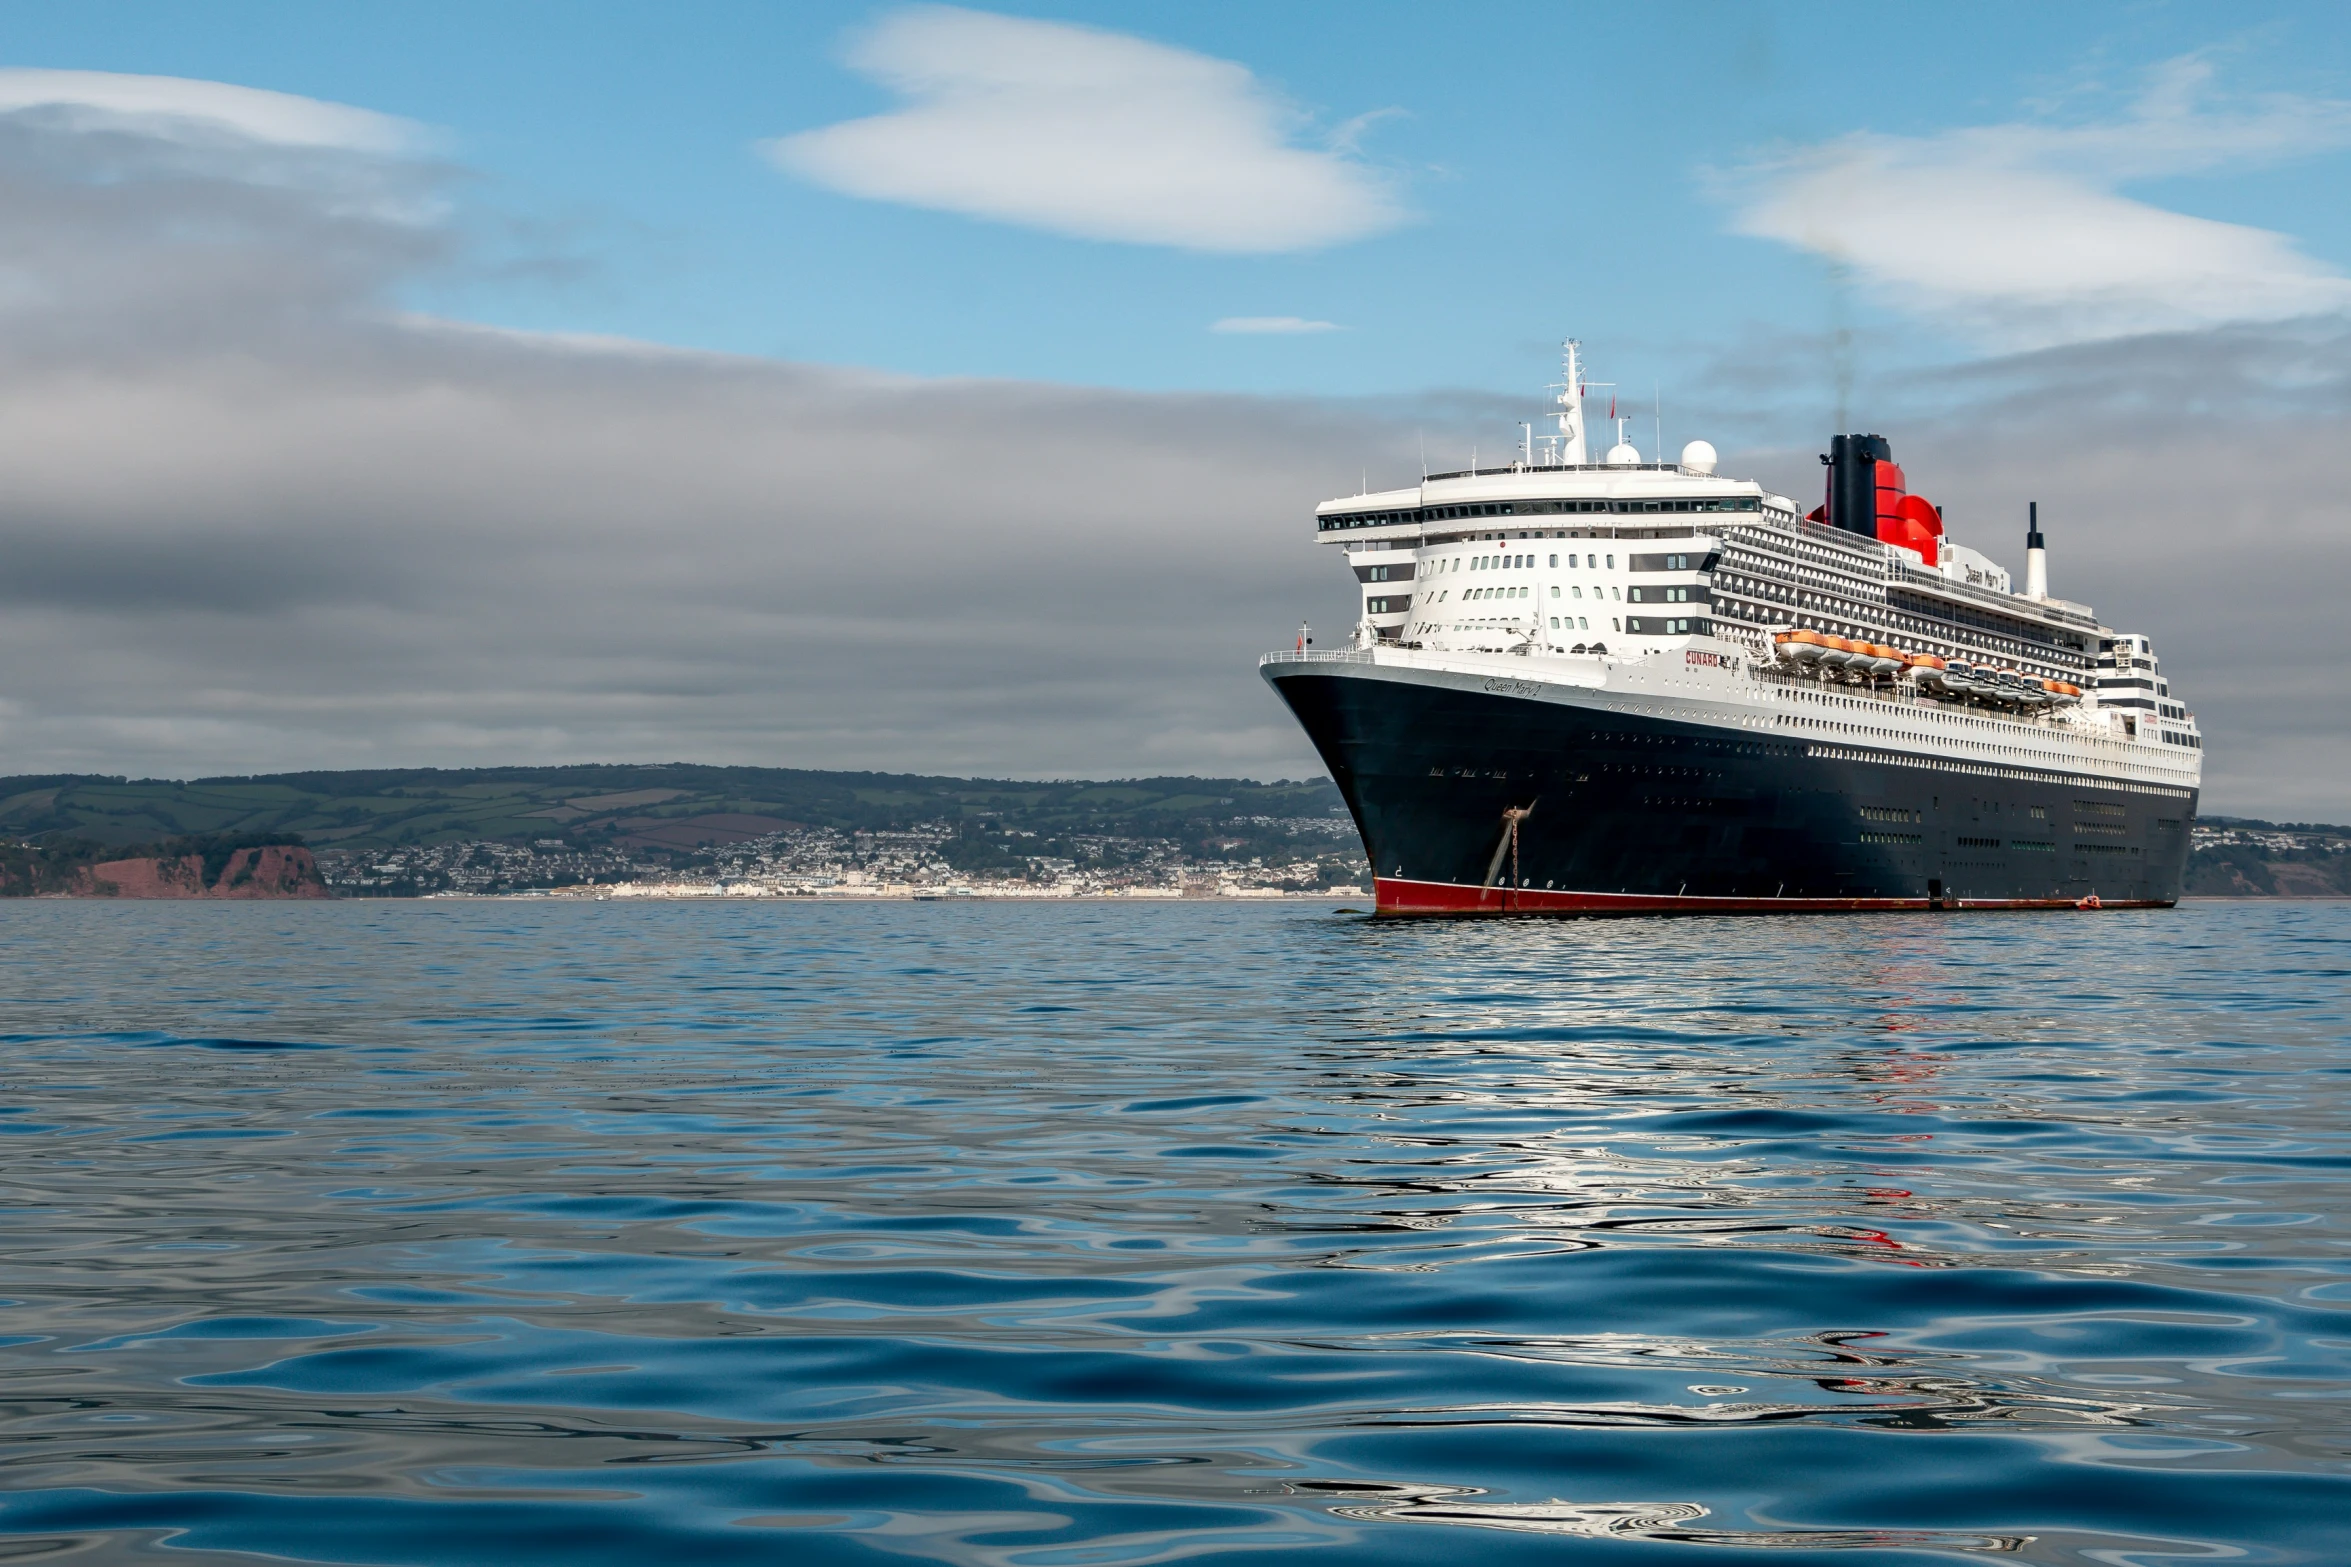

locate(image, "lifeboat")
[[2043, 678, 2081, 701], [1906, 652, 1949, 690], [1866, 643, 1905, 677], [1942, 661, 1983, 696], [1816, 635, 1855, 671], [1775, 628, 1826, 665]]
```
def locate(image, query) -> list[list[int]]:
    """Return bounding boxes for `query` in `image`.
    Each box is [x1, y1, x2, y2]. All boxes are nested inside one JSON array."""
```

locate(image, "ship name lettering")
[[1481, 678, 1542, 697]]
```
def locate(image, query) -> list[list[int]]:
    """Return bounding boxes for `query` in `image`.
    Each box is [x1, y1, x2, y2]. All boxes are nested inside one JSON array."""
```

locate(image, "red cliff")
[[75, 845, 329, 899]]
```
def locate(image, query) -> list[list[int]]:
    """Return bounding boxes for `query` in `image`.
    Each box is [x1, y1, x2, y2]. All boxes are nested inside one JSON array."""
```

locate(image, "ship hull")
[[1266, 662, 2192, 916]]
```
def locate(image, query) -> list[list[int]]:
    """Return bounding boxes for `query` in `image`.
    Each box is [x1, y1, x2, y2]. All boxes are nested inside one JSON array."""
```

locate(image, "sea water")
[[0, 900, 2343, 1564]]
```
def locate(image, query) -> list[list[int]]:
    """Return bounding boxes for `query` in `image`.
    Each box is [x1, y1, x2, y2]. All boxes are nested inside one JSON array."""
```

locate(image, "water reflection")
[[0, 900, 2341, 1564]]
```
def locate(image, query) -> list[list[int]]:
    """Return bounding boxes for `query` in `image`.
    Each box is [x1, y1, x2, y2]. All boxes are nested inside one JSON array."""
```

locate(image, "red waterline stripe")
[[1371, 877, 2164, 917]]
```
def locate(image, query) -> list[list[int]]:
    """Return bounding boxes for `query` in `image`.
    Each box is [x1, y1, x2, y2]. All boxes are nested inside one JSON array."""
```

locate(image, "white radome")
[[1680, 439, 1718, 475], [1604, 441, 1641, 466]]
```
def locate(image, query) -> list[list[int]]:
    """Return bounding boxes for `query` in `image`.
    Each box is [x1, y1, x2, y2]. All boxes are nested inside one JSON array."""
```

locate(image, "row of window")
[[1860, 806, 1921, 823], [1411, 613, 1611, 637], [1887, 588, 2083, 654], [1625, 617, 1710, 635], [2163, 731, 2202, 748], [1780, 686, 2196, 780], [1861, 831, 1923, 845], [1319, 496, 1764, 531], [1410, 550, 1615, 580], [1404, 582, 1625, 609]]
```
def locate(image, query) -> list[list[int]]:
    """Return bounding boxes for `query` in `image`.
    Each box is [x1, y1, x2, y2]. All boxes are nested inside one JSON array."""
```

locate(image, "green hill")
[[0, 765, 1348, 862]]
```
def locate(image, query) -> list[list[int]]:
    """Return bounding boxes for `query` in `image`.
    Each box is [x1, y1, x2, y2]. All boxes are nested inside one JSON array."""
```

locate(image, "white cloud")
[[0, 68, 426, 153], [763, 6, 1404, 253], [1211, 316, 1341, 334], [1729, 56, 2351, 349]]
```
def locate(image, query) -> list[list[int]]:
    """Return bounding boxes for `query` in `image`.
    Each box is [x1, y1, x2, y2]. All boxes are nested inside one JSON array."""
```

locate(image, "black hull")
[[1267, 667, 2193, 916]]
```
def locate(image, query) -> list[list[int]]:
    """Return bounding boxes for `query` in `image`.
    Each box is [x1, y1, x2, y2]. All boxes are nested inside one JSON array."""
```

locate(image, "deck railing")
[[1258, 648, 1377, 668]]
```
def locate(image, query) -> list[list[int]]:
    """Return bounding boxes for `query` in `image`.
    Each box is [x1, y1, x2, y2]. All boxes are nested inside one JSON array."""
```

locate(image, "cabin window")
[[1550, 585, 1559, 597], [1549, 554, 1558, 567]]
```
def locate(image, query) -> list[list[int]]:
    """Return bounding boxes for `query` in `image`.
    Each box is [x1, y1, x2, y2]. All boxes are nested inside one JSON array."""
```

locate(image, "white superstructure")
[[1298, 343, 2202, 800]]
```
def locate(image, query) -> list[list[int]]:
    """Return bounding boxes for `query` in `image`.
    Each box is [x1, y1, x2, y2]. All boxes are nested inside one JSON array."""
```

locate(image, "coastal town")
[[311, 816, 1370, 900]]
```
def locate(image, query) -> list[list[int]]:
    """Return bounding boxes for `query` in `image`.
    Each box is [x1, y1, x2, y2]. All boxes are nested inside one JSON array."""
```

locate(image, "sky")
[[0, 1, 2345, 815]]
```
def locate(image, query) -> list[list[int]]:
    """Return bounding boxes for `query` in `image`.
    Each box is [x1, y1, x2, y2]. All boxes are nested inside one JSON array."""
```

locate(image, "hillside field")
[[0, 766, 1351, 863]]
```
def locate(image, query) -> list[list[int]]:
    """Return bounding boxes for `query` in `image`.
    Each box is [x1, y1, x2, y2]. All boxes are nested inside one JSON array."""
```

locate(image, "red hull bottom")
[[1373, 876, 2170, 917]]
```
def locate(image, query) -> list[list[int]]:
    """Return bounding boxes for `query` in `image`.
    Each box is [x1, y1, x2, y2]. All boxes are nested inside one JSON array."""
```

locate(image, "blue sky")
[[11, 0, 2350, 410]]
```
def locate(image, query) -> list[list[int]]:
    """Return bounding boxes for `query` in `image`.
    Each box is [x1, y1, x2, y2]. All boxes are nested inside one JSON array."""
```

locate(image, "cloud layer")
[[0, 68, 427, 153], [0, 71, 1394, 783], [765, 6, 1404, 252], [0, 66, 2343, 820], [1731, 57, 2351, 349]]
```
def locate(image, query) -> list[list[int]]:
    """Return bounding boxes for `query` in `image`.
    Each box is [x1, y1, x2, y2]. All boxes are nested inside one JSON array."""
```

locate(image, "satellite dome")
[[1604, 441, 1640, 466], [1679, 439, 1718, 476]]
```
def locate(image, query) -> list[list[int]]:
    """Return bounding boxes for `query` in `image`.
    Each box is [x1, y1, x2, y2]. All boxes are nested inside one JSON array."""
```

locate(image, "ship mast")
[[1553, 340, 1588, 467]]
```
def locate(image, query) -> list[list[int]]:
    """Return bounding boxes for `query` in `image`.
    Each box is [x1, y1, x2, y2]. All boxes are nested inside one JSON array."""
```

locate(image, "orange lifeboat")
[[1817, 635, 1855, 670], [1775, 628, 1827, 666], [1906, 651, 1949, 690], [1865, 642, 1905, 677]]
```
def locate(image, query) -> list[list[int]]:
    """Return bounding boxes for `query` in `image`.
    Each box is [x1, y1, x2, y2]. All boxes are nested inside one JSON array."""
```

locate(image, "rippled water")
[[0, 900, 2345, 1565]]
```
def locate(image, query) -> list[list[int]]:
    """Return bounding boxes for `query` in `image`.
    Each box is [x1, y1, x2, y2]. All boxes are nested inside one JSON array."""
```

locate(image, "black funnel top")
[[1826, 433, 1891, 538]]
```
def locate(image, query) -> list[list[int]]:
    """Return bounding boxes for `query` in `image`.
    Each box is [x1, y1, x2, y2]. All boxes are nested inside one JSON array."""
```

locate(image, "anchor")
[[1482, 802, 1537, 911]]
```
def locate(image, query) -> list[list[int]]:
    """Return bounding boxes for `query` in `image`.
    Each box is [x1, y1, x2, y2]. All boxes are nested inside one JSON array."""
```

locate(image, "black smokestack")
[[1826, 433, 1891, 538], [2026, 500, 2043, 551]]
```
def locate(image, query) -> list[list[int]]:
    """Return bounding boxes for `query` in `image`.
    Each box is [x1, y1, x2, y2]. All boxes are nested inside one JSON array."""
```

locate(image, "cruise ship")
[[1261, 342, 2200, 915]]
